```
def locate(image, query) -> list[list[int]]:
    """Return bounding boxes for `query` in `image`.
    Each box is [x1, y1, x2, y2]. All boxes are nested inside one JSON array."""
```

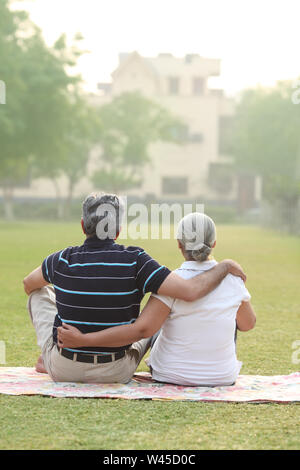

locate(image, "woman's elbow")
[[248, 314, 257, 331], [238, 316, 256, 332]]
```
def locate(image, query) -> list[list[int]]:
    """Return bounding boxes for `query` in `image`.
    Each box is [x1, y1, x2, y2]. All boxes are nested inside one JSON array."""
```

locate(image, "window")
[[168, 77, 179, 95], [162, 177, 188, 195], [193, 77, 205, 95], [219, 116, 234, 154], [189, 132, 203, 143], [97, 82, 112, 95], [208, 163, 233, 194], [168, 124, 189, 142]]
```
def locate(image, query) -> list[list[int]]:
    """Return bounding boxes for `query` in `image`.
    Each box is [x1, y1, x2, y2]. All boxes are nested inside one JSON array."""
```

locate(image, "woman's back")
[[149, 259, 251, 386]]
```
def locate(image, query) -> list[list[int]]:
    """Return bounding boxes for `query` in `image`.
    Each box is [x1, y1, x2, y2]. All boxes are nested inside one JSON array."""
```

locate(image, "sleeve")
[[235, 276, 251, 303], [41, 250, 64, 284], [136, 250, 171, 295], [151, 293, 174, 309]]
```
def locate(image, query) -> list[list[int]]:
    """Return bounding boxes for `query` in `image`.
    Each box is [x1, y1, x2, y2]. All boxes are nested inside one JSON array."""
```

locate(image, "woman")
[[58, 213, 256, 386]]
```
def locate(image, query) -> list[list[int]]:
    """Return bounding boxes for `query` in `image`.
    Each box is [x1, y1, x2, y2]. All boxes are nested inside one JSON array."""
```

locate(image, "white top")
[[149, 260, 251, 386]]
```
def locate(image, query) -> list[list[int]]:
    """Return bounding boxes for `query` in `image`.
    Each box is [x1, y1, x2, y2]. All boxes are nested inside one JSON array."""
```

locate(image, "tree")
[[26, 32, 96, 219], [59, 93, 101, 218], [0, 1, 87, 219], [230, 82, 300, 211], [0, 0, 30, 218], [92, 92, 185, 194]]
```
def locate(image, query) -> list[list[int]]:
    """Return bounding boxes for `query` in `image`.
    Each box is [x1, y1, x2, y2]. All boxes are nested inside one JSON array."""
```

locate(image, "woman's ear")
[[177, 240, 185, 256], [212, 240, 217, 248]]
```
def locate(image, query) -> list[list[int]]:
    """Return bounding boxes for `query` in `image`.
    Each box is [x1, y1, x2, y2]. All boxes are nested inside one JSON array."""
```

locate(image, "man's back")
[[42, 236, 170, 355]]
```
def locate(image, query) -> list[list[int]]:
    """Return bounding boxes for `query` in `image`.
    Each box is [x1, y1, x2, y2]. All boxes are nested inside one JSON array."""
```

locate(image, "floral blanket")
[[0, 368, 299, 402]]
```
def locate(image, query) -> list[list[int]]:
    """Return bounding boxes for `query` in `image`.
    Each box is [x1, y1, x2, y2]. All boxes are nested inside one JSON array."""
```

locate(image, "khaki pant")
[[27, 286, 151, 384]]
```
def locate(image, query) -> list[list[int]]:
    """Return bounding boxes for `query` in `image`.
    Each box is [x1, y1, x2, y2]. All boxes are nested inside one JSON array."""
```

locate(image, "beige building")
[[15, 51, 260, 209], [97, 51, 238, 203]]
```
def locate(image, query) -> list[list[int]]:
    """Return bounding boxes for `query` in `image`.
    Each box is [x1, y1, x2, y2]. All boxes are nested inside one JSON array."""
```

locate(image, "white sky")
[[13, 0, 300, 96]]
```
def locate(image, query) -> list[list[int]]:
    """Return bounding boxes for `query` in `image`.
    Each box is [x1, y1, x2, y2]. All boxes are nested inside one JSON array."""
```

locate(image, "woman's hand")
[[57, 323, 85, 348]]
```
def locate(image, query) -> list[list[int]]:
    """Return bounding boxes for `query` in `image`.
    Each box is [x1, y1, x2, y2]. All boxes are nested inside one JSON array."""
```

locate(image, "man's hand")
[[158, 258, 247, 302], [57, 323, 85, 348], [221, 259, 247, 282]]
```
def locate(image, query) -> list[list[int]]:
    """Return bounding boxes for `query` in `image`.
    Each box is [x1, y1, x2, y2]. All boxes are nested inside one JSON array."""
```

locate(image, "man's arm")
[[57, 296, 171, 349], [23, 266, 49, 296], [157, 260, 246, 302]]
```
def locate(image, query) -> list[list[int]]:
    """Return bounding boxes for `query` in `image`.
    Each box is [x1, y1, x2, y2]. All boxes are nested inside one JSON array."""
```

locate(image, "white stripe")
[[69, 249, 141, 256], [54, 270, 135, 280], [55, 299, 140, 310], [136, 258, 153, 277]]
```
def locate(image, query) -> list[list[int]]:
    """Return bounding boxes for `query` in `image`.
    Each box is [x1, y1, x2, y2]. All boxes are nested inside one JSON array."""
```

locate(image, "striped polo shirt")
[[41, 236, 171, 355]]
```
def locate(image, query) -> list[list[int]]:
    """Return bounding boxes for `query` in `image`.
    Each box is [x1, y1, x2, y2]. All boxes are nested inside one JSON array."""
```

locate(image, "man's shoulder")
[[58, 245, 83, 256], [115, 243, 146, 255]]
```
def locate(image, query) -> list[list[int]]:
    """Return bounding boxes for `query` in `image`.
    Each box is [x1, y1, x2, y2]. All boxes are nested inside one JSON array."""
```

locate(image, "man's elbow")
[[23, 276, 34, 296], [179, 280, 208, 302], [179, 288, 198, 302], [23, 277, 30, 295]]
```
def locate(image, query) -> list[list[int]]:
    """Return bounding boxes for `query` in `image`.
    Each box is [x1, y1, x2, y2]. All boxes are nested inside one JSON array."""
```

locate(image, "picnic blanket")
[[0, 368, 299, 403]]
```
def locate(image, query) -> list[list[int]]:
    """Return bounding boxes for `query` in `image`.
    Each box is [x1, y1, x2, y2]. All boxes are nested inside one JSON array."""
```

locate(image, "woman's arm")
[[236, 301, 256, 331], [57, 296, 171, 349]]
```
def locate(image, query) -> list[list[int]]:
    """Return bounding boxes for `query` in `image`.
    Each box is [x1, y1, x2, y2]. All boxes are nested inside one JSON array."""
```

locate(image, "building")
[[14, 51, 260, 210], [97, 51, 241, 204]]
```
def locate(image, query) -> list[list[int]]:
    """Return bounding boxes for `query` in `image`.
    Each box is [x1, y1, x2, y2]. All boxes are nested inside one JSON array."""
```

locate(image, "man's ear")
[[212, 240, 217, 248], [114, 227, 121, 240], [81, 218, 86, 234]]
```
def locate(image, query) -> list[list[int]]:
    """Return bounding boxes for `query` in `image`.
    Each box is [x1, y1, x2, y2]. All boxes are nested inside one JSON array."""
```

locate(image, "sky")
[[13, 0, 300, 96]]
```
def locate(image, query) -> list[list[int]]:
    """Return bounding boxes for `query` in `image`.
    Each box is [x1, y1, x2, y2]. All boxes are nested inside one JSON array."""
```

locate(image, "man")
[[23, 193, 246, 384]]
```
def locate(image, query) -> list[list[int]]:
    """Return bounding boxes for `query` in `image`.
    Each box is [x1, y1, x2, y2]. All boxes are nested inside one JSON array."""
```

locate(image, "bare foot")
[[35, 355, 47, 374]]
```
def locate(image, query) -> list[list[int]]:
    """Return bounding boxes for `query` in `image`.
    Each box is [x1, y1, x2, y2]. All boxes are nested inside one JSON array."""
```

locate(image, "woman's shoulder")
[[224, 273, 251, 302]]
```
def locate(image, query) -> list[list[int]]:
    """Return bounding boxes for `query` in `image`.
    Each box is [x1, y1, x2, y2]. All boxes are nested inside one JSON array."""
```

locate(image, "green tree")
[[0, 1, 87, 219], [0, 0, 30, 218], [27, 33, 94, 219], [59, 93, 101, 218], [92, 92, 185, 193], [231, 82, 300, 211]]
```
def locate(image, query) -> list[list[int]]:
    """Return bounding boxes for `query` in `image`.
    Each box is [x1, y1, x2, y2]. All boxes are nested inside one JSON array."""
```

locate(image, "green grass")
[[0, 221, 299, 449]]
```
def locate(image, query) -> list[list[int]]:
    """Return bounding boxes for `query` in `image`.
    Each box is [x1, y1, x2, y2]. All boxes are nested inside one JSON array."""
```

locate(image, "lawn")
[[0, 221, 299, 450]]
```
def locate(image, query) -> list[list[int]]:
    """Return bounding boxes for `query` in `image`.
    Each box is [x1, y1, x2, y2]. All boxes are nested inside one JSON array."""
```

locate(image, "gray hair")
[[177, 212, 216, 262], [82, 193, 125, 240]]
